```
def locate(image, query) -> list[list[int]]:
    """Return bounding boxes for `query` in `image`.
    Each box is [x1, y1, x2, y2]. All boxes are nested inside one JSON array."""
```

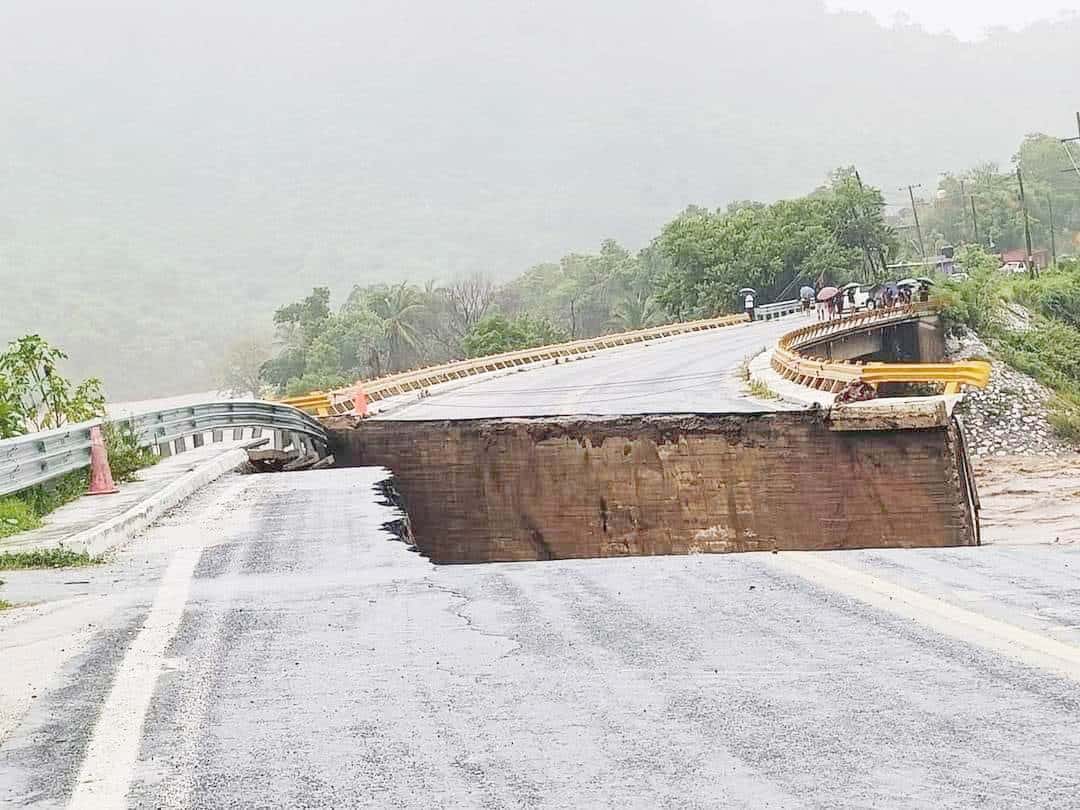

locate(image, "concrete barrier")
[[326, 411, 979, 563]]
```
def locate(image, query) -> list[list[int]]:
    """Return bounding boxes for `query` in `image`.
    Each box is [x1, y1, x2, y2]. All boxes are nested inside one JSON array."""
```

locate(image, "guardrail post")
[[212, 429, 223, 443], [192, 432, 204, 449], [232, 427, 244, 441], [173, 437, 187, 455]]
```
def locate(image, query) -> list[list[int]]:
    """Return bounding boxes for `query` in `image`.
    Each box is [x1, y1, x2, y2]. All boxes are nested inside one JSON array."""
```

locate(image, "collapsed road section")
[[325, 407, 979, 563]]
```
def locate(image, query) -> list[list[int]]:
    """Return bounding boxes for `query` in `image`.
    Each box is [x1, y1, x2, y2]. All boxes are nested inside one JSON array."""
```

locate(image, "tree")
[[370, 282, 427, 372], [445, 274, 496, 339], [610, 290, 659, 331], [653, 183, 868, 320], [273, 287, 332, 347], [0, 335, 105, 434], [462, 315, 567, 358], [217, 336, 272, 398]]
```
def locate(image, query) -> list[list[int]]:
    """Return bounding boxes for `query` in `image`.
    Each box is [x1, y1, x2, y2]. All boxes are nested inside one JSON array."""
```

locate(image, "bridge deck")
[[380, 315, 801, 419]]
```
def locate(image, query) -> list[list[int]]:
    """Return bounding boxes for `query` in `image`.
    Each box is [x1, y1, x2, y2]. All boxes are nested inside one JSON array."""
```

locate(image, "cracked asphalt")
[[2, 467, 1080, 808]]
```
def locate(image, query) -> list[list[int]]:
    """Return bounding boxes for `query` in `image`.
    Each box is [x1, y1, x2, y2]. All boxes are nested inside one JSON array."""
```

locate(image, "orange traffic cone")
[[87, 425, 119, 495], [354, 385, 369, 418]]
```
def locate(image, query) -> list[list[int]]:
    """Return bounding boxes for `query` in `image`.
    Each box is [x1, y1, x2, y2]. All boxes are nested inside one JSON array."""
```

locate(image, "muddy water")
[[975, 454, 1080, 545]]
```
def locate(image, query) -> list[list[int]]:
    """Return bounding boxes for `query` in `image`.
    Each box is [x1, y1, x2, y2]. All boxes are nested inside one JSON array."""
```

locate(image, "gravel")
[[947, 331, 1075, 458]]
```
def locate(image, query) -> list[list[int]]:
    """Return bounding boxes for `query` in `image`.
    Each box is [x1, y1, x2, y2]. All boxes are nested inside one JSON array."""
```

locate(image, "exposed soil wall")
[[326, 412, 978, 563]]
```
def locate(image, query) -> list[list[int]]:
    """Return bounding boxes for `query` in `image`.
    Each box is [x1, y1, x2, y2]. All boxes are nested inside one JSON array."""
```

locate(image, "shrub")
[[1007, 268, 1080, 329], [932, 266, 1002, 337], [0, 548, 99, 570], [103, 421, 158, 483], [14, 469, 89, 521], [1048, 397, 1080, 444]]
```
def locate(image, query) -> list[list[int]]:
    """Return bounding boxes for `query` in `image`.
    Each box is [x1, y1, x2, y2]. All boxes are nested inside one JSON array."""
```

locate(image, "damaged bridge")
[[326, 405, 979, 563], [308, 307, 986, 564]]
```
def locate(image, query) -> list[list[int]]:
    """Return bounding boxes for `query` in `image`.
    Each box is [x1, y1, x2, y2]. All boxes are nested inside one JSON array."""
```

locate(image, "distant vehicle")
[[1002, 260, 1028, 274], [839, 282, 874, 310]]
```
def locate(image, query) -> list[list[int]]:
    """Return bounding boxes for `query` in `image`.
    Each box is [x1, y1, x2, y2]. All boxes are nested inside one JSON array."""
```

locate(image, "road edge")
[[63, 447, 251, 557]]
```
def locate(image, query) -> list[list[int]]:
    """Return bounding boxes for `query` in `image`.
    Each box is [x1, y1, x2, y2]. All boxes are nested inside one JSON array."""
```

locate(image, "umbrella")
[[915, 277, 935, 286], [738, 287, 756, 296], [840, 282, 861, 291], [799, 285, 816, 300], [896, 278, 919, 287], [817, 286, 839, 301]]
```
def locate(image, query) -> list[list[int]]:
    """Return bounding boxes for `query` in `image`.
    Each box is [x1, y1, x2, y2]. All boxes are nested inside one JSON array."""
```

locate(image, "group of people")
[[878, 284, 915, 308]]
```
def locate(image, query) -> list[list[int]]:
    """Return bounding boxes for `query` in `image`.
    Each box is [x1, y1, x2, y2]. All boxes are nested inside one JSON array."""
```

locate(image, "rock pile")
[[947, 331, 1073, 457]]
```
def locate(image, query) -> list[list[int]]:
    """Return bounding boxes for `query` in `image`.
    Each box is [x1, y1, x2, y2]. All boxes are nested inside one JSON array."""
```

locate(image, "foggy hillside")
[[1, 0, 1078, 398]]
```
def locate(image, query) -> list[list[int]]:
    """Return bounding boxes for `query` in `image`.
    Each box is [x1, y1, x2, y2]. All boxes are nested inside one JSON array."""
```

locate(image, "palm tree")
[[610, 290, 659, 331], [372, 282, 427, 371]]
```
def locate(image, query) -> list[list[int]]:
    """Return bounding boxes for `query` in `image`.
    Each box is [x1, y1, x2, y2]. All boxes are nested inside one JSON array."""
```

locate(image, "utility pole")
[[852, 169, 876, 280], [901, 184, 926, 261], [970, 195, 980, 246], [1048, 195, 1058, 267], [1016, 167, 1037, 279], [958, 178, 968, 243], [1061, 111, 1080, 181]]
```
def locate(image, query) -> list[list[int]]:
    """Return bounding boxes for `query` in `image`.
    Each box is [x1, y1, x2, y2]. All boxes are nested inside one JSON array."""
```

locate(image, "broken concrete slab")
[[326, 411, 979, 563]]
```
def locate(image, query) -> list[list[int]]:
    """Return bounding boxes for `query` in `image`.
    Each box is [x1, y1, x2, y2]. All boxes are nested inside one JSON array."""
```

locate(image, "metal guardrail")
[[0, 400, 328, 498], [285, 311, 787, 416], [754, 299, 801, 321], [770, 304, 991, 394]]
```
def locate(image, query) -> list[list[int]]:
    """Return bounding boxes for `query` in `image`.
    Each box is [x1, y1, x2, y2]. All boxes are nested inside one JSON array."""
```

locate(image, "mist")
[[1, 0, 1078, 397]]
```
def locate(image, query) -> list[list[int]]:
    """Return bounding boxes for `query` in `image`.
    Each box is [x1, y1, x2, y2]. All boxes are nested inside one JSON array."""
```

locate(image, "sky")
[[827, 0, 1079, 39]]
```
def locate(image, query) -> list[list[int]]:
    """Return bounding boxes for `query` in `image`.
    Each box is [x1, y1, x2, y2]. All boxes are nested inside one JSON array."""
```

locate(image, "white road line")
[[68, 547, 202, 809], [766, 551, 1080, 683]]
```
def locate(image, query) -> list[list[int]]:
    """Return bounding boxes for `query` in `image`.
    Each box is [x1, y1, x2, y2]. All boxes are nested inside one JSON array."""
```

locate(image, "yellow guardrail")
[[279, 392, 333, 416], [770, 304, 991, 395], [303, 311, 756, 416]]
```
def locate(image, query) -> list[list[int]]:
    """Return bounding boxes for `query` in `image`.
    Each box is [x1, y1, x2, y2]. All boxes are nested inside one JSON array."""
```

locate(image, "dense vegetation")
[[935, 250, 1080, 440], [0, 336, 157, 538], [913, 135, 1080, 259], [253, 171, 897, 395], [2, 1, 1079, 399]]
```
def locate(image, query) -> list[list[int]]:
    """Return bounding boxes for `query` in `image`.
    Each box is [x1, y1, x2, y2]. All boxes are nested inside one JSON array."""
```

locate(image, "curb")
[[748, 345, 963, 417], [64, 447, 252, 557], [748, 345, 834, 408]]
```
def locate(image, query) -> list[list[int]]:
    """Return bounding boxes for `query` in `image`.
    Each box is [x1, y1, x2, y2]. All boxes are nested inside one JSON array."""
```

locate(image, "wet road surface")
[[2, 468, 1080, 808], [383, 316, 800, 419]]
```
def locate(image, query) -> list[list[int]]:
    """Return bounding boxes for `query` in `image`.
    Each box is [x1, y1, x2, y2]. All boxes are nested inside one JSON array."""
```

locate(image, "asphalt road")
[[2, 468, 1079, 809], [382, 315, 801, 419]]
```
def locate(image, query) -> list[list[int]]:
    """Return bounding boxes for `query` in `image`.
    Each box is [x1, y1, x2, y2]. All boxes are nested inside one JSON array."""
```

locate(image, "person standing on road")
[[744, 291, 755, 322]]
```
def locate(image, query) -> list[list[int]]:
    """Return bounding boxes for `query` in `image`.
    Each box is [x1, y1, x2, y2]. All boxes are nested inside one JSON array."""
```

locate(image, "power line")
[[899, 184, 926, 260]]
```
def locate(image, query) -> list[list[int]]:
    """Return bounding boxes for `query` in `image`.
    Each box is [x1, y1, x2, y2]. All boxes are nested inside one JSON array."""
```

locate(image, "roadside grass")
[[0, 599, 12, 611], [0, 469, 89, 541], [748, 379, 779, 400], [0, 421, 158, 542], [0, 499, 42, 540], [738, 347, 769, 383], [0, 548, 100, 570]]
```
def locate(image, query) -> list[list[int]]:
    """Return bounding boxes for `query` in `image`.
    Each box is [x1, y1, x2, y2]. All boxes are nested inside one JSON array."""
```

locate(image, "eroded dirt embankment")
[[325, 412, 978, 564]]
